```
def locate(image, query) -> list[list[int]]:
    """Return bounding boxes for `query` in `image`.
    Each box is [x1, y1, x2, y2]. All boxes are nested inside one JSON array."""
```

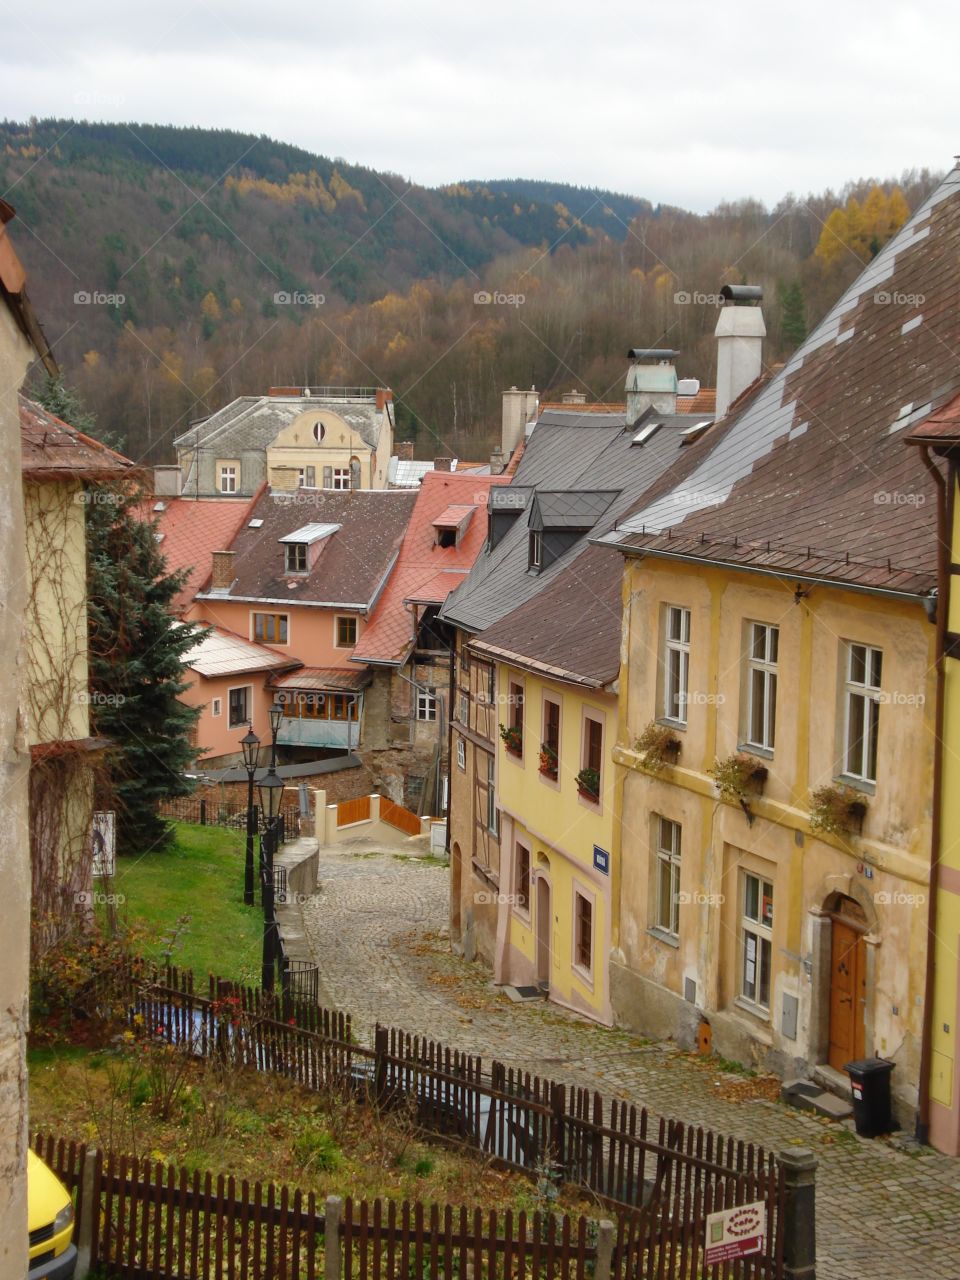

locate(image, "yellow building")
[[598, 168, 960, 1127]]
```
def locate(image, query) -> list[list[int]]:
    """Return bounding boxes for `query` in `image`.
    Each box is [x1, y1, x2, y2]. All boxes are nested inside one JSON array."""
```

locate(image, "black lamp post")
[[258, 760, 284, 993], [240, 725, 261, 906]]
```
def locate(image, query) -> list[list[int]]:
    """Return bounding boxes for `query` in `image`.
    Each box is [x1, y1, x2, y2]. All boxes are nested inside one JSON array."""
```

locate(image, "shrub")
[[810, 784, 868, 836], [709, 753, 768, 802], [293, 1126, 341, 1173], [634, 722, 682, 772]]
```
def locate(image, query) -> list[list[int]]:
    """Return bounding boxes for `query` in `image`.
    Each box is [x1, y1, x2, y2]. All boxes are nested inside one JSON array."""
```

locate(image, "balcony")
[[276, 718, 358, 749]]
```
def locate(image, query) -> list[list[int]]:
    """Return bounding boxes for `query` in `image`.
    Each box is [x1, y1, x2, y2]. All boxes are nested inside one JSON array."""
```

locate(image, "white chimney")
[[625, 350, 679, 426], [501, 385, 539, 457], [153, 465, 182, 496], [714, 285, 765, 420]]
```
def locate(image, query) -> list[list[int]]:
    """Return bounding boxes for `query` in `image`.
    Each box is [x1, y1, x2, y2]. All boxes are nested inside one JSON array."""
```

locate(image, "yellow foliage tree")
[[201, 291, 221, 322], [815, 186, 910, 266], [82, 350, 100, 369]]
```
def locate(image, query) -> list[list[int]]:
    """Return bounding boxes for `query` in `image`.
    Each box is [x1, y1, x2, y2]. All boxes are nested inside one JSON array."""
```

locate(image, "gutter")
[[195, 593, 373, 611], [915, 443, 949, 1144], [468, 638, 612, 691], [600, 541, 933, 606]]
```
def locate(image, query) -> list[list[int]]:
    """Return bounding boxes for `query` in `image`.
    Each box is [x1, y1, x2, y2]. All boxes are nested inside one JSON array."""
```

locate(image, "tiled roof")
[[148, 492, 261, 614], [388, 458, 463, 487], [20, 395, 135, 481], [471, 543, 621, 688], [598, 169, 960, 597], [677, 388, 717, 415], [196, 488, 417, 609], [906, 392, 960, 445], [269, 666, 371, 692], [352, 471, 509, 665], [183, 625, 301, 678]]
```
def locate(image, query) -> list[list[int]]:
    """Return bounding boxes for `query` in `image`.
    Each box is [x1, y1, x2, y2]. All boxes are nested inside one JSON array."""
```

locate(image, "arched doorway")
[[826, 894, 868, 1070], [536, 876, 551, 991], [450, 842, 462, 941]]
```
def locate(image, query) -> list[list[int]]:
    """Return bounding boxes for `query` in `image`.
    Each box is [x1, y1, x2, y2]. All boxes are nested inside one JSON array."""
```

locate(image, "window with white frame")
[[662, 606, 691, 723], [219, 464, 237, 494], [745, 622, 779, 751], [211, 697, 222, 718], [485, 753, 498, 834], [332, 468, 351, 490], [740, 871, 774, 1010], [457, 737, 466, 771], [843, 642, 882, 783], [228, 686, 250, 728], [458, 691, 469, 725], [417, 688, 438, 722], [529, 530, 543, 571], [298, 465, 316, 488], [653, 816, 682, 936]]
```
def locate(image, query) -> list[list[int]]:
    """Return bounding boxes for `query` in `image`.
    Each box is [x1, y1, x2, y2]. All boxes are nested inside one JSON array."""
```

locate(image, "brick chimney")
[[210, 551, 236, 591], [715, 285, 765, 420], [434, 456, 453, 473], [396, 440, 414, 462], [376, 387, 393, 412], [153, 465, 182, 496]]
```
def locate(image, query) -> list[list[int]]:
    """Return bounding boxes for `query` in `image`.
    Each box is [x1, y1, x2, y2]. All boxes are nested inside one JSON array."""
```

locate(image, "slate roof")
[[174, 391, 390, 461], [440, 407, 698, 638], [597, 168, 960, 598], [352, 471, 509, 665], [530, 490, 619, 531], [20, 395, 135, 481], [183, 626, 301, 679], [195, 488, 417, 610], [149, 493, 261, 613]]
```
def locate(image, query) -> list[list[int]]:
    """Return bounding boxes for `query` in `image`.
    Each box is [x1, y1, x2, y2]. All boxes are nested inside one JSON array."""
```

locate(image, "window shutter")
[[306, 465, 316, 487], [323, 465, 333, 489]]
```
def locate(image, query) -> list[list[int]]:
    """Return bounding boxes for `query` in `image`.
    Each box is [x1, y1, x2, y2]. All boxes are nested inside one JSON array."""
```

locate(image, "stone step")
[[781, 1078, 854, 1120]]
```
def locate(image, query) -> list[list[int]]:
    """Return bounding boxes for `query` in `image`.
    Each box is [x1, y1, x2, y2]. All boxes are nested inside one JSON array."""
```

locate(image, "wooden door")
[[828, 916, 867, 1070], [536, 877, 551, 989]]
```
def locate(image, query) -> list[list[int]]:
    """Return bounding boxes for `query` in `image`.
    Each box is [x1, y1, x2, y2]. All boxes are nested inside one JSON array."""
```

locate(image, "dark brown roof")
[[197, 487, 417, 609], [20, 395, 135, 481], [269, 667, 372, 692], [599, 170, 960, 598], [906, 392, 960, 446], [471, 544, 621, 687]]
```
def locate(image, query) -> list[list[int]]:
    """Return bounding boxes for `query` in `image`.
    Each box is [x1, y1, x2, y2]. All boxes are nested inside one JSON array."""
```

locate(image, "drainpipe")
[[916, 444, 948, 1144]]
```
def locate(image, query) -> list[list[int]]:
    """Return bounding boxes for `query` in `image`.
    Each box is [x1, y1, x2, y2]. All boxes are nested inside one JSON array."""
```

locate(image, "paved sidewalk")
[[299, 843, 960, 1280]]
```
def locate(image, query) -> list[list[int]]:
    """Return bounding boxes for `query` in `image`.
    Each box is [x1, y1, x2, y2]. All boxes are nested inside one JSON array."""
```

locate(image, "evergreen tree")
[[32, 373, 122, 448], [778, 280, 807, 348], [86, 489, 206, 853]]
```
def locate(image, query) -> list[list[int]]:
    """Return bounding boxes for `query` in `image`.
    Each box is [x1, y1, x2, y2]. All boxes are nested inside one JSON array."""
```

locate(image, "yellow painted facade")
[[611, 555, 935, 1125], [267, 407, 392, 490], [491, 662, 615, 1024]]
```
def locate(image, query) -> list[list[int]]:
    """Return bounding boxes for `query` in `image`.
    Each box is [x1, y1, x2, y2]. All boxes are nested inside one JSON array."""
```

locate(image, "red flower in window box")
[[499, 723, 523, 757], [539, 743, 558, 779], [576, 767, 600, 801]]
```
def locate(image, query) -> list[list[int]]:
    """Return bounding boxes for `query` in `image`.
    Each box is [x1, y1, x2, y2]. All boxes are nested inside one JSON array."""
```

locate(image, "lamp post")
[[258, 762, 284, 993], [240, 726, 261, 906]]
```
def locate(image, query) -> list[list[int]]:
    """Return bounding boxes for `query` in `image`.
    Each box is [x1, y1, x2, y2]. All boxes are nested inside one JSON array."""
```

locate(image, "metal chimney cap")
[[720, 284, 763, 304], [627, 347, 680, 361]]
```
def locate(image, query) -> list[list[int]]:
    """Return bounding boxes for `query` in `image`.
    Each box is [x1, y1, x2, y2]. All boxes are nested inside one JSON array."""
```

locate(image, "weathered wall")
[[0, 303, 33, 1280]]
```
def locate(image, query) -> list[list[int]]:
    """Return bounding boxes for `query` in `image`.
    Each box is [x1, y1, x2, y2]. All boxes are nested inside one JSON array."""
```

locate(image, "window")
[[285, 543, 308, 574], [298, 465, 316, 488], [211, 697, 222, 718], [253, 612, 288, 644], [460, 645, 470, 674], [654, 816, 682, 936], [485, 753, 498, 834], [332, 468, 351, 490], [844, 642, 882, 783], [336, 616, 358, 648], [457, 737, 466, 771], [458, 691, 469, 725], [575, 892, 593, 972], [662, 605, 691, 723], [330, 694, 358, 721], [745, 622, 779, 751], [313, 421, 326, 442], [437, 525, 457, 549], [219, 464, 237, 494], [515, 843, 530, 911], [529, 530, 543, 571], [582, 717, 602, 775], [740, 872, 774, 1010], [417, 688, 438, 721], [542, 698, 560, 779], [228, 686, 250, 728], [507, 681, 524, 756]]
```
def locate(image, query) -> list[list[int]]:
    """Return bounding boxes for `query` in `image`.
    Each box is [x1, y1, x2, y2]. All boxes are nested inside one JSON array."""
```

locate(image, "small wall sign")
[[593, 846, 610, 875]]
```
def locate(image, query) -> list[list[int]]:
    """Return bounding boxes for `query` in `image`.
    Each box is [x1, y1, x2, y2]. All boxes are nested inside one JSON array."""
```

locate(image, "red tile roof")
[[20, 395, 135, 481], [269, 666, 372, 692], [677, 388, 716, 415], [352, 471, 510, 665], [906, 392, 960, 444], [149, 492, 262, 614]]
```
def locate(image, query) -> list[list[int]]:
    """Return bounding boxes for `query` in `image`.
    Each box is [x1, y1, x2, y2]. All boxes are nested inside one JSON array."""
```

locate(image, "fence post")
[[199, 798, 206, 826], [594, 1219, 615, 1280], [550, 1081, 566, 1177], [374, 1024, 389, 1106], [779, 1148, 817, 1280], [325, 1194, 343, 1280], [74, 1148, 100, 1279]]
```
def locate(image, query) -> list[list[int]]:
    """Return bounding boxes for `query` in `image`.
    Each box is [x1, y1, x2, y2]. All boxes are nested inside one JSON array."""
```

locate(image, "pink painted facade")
[[186, 599, 367, 671]]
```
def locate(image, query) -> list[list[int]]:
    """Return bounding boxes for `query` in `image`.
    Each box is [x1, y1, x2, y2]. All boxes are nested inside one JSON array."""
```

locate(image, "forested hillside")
[[1, 119, 940, 461]]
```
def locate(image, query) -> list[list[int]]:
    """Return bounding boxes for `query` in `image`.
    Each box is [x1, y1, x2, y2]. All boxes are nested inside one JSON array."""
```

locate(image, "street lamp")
[[258, 763, 285, 993], [240, 725, 260, 906]]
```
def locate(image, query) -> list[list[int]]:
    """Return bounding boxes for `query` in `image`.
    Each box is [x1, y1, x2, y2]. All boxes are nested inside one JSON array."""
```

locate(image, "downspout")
[[917, 444, 949, 1144], [445, 629, 457, 853]]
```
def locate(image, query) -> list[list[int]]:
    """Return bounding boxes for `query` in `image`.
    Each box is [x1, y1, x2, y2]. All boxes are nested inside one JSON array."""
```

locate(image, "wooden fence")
[[113, 958, 792, 1279], [337, 795, 372, 827], [379, 797, 423, 836]]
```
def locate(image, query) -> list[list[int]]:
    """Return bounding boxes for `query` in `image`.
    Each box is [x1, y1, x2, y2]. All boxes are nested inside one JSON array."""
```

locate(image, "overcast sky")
[[1, 0, 954, 211]]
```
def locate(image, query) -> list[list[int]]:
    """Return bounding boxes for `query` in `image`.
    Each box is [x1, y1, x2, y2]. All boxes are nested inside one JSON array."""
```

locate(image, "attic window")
[[153, 501, 166, 512], [679, 420, 711, 445], [632, 422, 662, 445], [529, 530, 543, 572], [248, 518, 264, 529], [437, 527, 457, 548], [432, 505, 476, 548], [284, 543, 308, 574]]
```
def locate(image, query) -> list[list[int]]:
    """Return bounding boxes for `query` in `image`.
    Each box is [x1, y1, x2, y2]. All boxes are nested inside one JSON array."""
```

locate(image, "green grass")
[[111, 822, 263, 984]]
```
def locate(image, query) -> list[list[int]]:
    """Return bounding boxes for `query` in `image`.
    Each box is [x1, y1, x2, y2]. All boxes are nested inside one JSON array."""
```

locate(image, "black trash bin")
[[844, 1057, 895, 1136]]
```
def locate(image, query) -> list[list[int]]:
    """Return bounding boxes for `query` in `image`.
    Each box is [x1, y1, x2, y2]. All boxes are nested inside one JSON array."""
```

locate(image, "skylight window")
[[679, 420, 711, 445], [153, 501, 166, 512], [632, 422, 662, 445], [248, 518, 264, 529]]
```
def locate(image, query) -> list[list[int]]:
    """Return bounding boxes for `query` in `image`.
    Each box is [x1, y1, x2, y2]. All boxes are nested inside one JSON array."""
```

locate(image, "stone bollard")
[[325, 1194, 343, 1280], [779, 1147, 818, 1280], [594, 1219, 616, 1280], [74, 1148, 100, 1279]]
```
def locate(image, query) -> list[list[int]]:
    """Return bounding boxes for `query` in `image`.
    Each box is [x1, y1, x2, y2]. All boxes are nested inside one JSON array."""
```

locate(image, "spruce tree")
[[778, 280, 807, 349], [86, 489, 206, 853]]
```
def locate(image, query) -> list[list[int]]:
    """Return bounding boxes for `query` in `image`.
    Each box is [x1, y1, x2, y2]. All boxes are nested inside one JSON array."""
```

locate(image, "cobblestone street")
[[300, 843, 960, 1280]]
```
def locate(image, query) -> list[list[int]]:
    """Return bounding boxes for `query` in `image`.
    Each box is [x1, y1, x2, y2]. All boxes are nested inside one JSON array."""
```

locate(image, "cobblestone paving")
[[300, 843, 960, 1280]]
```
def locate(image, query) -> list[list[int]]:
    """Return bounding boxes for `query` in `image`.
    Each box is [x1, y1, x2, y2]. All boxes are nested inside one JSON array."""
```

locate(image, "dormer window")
[[529, 530, 543, 572], [285, 543, 308, 574], [433, 505, 476, 548]]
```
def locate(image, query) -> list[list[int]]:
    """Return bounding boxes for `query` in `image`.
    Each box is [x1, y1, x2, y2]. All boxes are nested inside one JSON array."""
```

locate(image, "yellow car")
[[27, 1151, 76, 1280]]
